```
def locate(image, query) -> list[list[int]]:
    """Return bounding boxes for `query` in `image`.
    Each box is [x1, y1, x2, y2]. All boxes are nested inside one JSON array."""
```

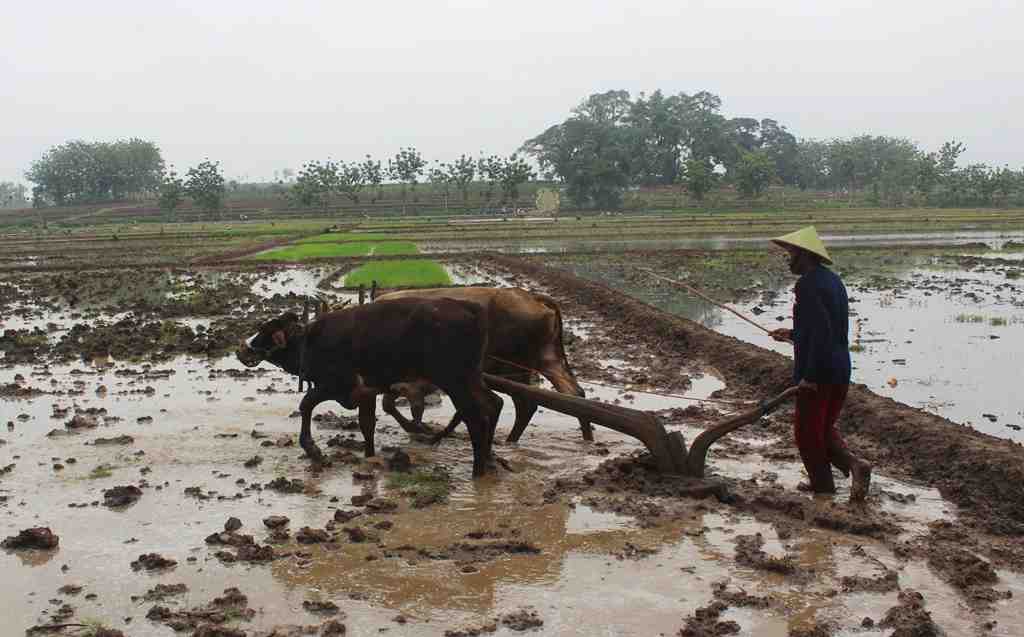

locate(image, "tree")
[[476, 154, 503, 209], [158, 168, 184, 216], [427, 161, 452, 211], [185, 160, 226, 215], [387, 147, 426, 211], [522, 90, 634, 209], [445, 154, 476, 207], [291, 160, 338, 211], [794, 139, 829, 190], [759, 119, 799, 186], [681, 158, 716, 202], [0, 182, 28, 209], [358, 156, 384, 202], [335, 162, 364, 204], [24, 138, 164, 205], [735, 150, 775, 198], [498, 154, 534, 205]]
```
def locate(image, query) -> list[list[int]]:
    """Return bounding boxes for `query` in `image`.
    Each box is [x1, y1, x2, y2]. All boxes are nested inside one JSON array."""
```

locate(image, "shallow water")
[[421, 229, 1024, 254], [555, 248, 1024, 442], [0, 351, 987, 635]]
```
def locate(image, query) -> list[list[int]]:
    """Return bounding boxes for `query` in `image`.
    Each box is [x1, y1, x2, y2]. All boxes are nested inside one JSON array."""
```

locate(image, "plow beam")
[[483, 373, 685, 473]]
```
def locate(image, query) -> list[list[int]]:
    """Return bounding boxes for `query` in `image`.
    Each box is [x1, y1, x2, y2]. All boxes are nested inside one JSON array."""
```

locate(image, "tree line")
[[18, 91, 1024, 212], [287, 149, 533, 212], [521, 89, 1024, 208]]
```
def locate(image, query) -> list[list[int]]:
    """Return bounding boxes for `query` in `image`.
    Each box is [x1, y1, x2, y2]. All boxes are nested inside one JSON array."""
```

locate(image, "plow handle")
[[684, 386, 800, 478]]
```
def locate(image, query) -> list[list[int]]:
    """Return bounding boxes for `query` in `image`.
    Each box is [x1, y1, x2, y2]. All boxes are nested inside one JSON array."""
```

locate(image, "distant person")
[[768, 226, 872, 502]]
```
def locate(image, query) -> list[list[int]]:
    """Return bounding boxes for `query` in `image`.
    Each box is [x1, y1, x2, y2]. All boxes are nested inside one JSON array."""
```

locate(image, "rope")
[[635, 266, 773, 335], [486, 354, 754, 407]]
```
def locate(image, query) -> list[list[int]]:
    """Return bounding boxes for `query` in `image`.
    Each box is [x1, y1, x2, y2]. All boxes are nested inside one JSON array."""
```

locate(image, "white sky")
[[1, 0, 1021, 183]]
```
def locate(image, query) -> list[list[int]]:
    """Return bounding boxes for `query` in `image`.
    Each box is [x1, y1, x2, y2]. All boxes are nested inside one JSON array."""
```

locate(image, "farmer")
[[768, 226, 872, 502]]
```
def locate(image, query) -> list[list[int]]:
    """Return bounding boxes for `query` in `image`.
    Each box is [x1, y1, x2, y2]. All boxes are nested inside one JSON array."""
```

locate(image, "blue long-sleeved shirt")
[[791, 264, 851, 385]]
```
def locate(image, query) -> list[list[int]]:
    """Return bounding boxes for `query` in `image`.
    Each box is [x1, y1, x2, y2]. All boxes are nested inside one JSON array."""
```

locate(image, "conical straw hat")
[[771, 226, 832, 264]]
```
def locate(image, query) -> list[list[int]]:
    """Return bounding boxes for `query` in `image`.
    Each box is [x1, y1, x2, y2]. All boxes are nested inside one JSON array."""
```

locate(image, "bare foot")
[[850, 461, 872, 502]]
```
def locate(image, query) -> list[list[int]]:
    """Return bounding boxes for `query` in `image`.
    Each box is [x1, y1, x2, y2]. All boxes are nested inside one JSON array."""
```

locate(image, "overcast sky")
[[2, 0, 1021, 183]]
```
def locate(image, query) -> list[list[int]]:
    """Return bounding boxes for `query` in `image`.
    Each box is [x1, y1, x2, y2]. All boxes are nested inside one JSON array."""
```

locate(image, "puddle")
[[248, 266, 332, 298], [565, 501, 634, 534]]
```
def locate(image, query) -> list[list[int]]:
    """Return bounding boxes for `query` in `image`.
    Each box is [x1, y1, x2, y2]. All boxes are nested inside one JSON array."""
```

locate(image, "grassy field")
[[344, 259, 451, 287]]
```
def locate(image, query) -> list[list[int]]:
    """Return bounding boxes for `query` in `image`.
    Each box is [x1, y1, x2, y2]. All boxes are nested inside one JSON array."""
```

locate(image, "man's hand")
[[797, 379, 818, 394], [770, 328, 792, 343]]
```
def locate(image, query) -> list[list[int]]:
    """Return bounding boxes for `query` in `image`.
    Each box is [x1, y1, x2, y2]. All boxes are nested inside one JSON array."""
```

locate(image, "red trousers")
[[794, 384, 850, 493]]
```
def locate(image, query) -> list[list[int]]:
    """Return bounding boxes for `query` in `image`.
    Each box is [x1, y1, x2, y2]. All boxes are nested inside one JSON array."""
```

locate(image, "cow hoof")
[[303, 445, 326, 464]]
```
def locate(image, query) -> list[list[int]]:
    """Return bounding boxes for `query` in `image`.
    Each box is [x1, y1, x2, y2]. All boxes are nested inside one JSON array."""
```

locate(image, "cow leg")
[[505, 394, 538, 443], [299, 388, 329, 463], [431, 412, 463, 445], [446, 381, 499, 477], [358, 396, 377, 458], [541, 366, 593, 441], [383, 384, 433, 435], [381, 390, 420, 433], [490, 392, 504, 446]]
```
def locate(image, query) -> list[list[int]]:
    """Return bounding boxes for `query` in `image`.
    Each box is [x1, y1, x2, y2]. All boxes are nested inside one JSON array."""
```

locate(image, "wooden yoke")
[[483, 374, 685, 473]]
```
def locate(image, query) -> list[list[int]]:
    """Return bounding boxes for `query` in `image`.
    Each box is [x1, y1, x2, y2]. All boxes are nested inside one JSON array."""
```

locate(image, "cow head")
[[236, 311, 303, 370]]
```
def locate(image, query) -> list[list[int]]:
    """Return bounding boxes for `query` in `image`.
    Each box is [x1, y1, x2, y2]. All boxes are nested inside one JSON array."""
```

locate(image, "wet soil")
[[1, 253, 1022, 635]]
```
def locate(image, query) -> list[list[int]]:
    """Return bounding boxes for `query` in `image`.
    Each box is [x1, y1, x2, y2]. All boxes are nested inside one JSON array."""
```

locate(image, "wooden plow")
[[483, 374, 799, 477]]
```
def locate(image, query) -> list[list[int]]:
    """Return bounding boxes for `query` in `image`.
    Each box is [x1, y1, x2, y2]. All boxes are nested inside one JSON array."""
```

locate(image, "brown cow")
[[374, 287, 590, 443], [236, 298, 503, 476]]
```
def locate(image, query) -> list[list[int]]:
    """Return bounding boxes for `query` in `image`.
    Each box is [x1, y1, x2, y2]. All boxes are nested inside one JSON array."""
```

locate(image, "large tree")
[[522, 90, 634, 209], [25, 138, 164, 206], [184, 160, 226, 214], [735, 150, 776, 199]]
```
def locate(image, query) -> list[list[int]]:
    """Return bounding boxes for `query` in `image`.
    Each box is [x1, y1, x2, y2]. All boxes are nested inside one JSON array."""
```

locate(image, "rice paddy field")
[[1, 207, 1023, 637]]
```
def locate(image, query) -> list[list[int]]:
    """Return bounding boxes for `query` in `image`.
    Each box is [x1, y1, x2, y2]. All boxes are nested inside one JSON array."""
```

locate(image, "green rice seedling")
[[344, 260, 450, 287]]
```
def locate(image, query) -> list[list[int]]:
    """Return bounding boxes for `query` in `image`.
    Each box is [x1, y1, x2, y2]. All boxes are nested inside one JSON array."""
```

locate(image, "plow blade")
[[683, 386, 799, 477]]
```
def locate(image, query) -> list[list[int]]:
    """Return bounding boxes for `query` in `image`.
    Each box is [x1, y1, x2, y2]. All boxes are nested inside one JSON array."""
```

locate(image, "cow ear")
[[272, 329, 287, 348]]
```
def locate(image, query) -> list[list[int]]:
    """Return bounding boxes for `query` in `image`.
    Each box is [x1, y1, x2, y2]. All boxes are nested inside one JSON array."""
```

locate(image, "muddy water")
[[558, 248, 1024, 442], [1, 349, 1004, 635], [421, 229, 1024, 254]]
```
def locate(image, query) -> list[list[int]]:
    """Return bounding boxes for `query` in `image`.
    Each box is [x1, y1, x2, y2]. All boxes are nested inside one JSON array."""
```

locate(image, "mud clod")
[[93, 435, 134, 445], [224, 517, 243, 532], [267, 476, 305, 493], [133, 583, 188, 602], [296, 527, 331, 544], [499, 608, 543, 631], [678, 600, 740, 636], [2, 527, 59, 550], [880, 590, 941, 637], [130, 552, 177, 571], [734, 533, 796, 574], [264, 515, 290, 528], [388, 449, 412, 472], [103, 485, 143, 508], [303, 599, 340, 615]]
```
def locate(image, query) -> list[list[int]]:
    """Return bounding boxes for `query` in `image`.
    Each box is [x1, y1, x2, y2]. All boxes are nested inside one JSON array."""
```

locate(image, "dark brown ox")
[[374, 287, 589, 443], [236, 298, 502, 477]]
